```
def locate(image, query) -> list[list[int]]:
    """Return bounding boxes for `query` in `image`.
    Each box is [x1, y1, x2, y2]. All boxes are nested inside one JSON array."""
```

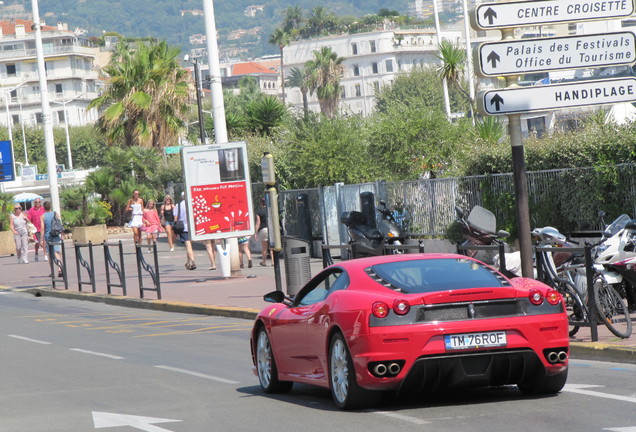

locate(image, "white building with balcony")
[[0, 19, 101, 132], [283, 28, 463, 117]]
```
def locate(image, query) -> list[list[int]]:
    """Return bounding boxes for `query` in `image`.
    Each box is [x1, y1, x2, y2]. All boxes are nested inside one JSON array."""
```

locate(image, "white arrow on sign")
[[471, 0, 635, 30], [92, 411, 181, 431], [476, 31, 636, 77], [478, 77, 636, 115]]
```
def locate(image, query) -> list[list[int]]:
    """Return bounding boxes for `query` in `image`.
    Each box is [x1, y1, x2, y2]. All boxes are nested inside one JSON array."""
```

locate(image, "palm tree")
[[286, 67, 311, 118], [305, 7, 337, 37], [245, 95, 288, 136], [89, 40, 190, 149], [269, 27, 292, 105], [283, 6, 304, 34], [305, 47, 345, 118], [436, 39, 475, 118]]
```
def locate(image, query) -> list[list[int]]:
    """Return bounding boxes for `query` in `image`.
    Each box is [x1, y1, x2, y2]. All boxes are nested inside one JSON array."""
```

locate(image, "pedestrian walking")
[[27, 198, 46, 261], [126, 189, 145, 246], [10, 204, 29, 263], [176, 192, 196, 270], [255, 198, 272, 266], [161, 194, 176, 252], [40, 201, 63, 276], [238, 236, 252, 268], [142, 199, 164, 252]]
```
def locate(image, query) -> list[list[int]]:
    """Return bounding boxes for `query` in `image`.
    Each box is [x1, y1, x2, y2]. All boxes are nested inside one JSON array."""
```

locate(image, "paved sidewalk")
[[0, 232, 634, 364]]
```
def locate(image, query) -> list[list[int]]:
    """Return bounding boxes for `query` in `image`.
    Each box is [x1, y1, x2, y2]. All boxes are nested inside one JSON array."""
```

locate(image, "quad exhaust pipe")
[[370, 361, 404, 377], [546, 350, 568, 364]]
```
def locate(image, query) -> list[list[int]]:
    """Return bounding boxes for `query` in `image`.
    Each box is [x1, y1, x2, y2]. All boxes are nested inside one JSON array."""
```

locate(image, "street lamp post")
[[184, 55, 206, 145]]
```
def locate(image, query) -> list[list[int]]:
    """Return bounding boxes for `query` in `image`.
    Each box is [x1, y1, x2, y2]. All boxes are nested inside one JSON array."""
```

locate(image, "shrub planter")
[[71, 224, 108, 245], [0, 230, 16, 256]]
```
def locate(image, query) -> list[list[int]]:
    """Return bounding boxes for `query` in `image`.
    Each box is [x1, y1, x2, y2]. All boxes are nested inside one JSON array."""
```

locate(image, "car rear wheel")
[[517, 367, 568, 395], [256, 327, 293, 393], [329, 332, 381, 410]]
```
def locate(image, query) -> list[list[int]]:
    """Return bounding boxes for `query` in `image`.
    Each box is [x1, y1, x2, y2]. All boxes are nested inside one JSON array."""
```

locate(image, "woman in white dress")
[[126, 190, 145, 246]]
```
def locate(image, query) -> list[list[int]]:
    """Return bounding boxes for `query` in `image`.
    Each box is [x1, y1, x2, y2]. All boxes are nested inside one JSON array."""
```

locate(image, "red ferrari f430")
[[250, 254, 569, 409]]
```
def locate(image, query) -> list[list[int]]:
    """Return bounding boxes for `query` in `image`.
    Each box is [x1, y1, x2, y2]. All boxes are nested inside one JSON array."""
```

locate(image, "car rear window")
[[367, 258, 509, 293]]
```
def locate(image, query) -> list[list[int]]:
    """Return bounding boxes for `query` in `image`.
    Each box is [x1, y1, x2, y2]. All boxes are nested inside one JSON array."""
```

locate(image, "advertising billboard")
[[181, 142, 255, 241]]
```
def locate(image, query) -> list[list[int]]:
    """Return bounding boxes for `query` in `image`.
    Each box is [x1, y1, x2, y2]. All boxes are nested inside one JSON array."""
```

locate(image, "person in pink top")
[[27, 198, 46, 262], [142, 199, 164, 252]]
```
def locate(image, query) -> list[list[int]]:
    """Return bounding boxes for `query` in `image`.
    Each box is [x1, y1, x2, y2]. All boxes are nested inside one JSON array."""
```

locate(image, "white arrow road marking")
[[92, 412, 181, 431], [604, 428, 636, 431], [8, 335, 51, 344], [564, 384, 636, 404]]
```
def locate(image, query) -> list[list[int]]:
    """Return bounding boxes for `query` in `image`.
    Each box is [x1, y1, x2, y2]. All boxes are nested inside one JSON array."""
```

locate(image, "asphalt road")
[[2, 291, 636, 432]]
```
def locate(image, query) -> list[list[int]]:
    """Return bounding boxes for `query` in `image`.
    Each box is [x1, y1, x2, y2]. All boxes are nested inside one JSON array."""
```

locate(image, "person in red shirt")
[[27, 198, 46, 262]]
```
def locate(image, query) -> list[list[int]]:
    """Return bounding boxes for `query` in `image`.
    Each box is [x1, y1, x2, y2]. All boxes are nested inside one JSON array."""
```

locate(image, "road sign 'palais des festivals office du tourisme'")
[[472, 0, 636, 116]]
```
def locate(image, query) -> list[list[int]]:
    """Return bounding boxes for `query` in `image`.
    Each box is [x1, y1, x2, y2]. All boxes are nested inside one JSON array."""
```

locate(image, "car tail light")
[[393, 299, 410, 315], [372, 301, 390, 318], [529, 289, 544, 305], [546, 289, 561, 305]]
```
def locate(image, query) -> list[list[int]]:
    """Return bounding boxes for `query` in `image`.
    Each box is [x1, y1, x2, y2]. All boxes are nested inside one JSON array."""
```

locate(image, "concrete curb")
[[21, 287, 259, 320], [570, 342, 636, 364]]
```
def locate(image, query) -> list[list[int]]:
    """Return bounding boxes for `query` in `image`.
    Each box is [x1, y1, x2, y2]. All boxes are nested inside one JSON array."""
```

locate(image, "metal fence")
[[277, 163, 636, 246]]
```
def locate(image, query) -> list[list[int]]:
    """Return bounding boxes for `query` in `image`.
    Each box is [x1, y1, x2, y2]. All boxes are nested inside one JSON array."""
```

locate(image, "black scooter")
[[341, 201, 405, 258]]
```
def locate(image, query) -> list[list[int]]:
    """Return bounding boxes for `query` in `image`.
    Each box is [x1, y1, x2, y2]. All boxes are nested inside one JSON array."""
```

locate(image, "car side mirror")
[[264, 291, 286, 303], [497, 230, 510, 239]]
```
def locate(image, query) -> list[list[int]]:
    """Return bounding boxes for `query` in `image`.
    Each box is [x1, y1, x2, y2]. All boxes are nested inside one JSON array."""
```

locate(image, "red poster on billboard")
[[191, 182, 252, 235]]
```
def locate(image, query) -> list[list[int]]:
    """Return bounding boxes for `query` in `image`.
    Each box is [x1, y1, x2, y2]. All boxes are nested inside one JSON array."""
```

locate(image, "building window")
[[373, 81, 380, 93], [35, 113, 43, 124], [341, 87, 346, 99], [385, 59, 393, 73], [11, 114, 19, 125], [351, 43, 358, 55], [354, 84, 361, 97], [370, 40, 376, 53], [55, 84, 63, 94], [57, 111, 65, 122], [10, 89, 18, 102], [6, 63, 16, 76], [353, 65, 360, 77], [371, 62, 379, 74]]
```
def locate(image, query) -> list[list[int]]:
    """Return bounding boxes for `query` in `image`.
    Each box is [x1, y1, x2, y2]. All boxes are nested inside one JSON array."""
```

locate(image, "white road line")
[[154, 365, 240, 384], [8, 334, 51, 344], [69, 348, 124, 360], [373, 411, 431, 425], [565, 384, 636, 404]]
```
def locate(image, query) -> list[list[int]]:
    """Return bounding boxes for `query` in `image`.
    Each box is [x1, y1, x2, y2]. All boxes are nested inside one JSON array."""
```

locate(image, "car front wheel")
[[329, 332, 381, 410], [255, 327, 292, 394]]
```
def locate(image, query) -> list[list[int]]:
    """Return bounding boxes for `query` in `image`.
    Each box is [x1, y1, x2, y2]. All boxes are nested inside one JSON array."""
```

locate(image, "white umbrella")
[[13, 192, 43, 203]]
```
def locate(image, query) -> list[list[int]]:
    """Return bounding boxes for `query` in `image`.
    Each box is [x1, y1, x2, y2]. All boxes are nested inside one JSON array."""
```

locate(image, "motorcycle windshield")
[[604, 214, 632, 238]]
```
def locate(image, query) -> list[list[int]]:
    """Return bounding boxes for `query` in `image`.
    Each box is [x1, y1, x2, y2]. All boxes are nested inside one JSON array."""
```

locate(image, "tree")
[[89, 40, 190, 149], [305, 46, 345, 118], [304, 7, 338, 37], [436, 39, 475, 118], [245, 95, 288, 136], [268, 27, 292, 105], [282, 6, 304, 34], [286, 67, 311, 118]]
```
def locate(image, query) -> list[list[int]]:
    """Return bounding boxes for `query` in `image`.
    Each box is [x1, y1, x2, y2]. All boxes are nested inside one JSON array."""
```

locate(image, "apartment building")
[[283, 28, 463, 117], [0, 19, 100, 131]]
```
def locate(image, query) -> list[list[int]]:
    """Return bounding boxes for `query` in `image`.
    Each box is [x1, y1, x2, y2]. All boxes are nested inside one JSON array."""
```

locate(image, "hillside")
[[4, 0, 412, 59]]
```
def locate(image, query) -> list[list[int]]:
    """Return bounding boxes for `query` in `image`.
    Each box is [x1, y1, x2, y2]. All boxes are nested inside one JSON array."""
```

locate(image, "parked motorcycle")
[[341, 200, 405, 257], [592, 214, 636, 313], [454, 205, 518, 276]]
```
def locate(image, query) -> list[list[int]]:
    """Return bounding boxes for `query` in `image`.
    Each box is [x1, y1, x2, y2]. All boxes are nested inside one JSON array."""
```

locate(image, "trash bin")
[[216, 242, 231, 278], [283, 236, 312, 296]]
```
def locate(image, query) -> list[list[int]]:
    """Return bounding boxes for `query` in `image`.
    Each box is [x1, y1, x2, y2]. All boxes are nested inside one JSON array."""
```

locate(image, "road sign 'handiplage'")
[[478, 77, 636, 115], [476, 31, 636, 77], [472, 0, 635, 30]]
